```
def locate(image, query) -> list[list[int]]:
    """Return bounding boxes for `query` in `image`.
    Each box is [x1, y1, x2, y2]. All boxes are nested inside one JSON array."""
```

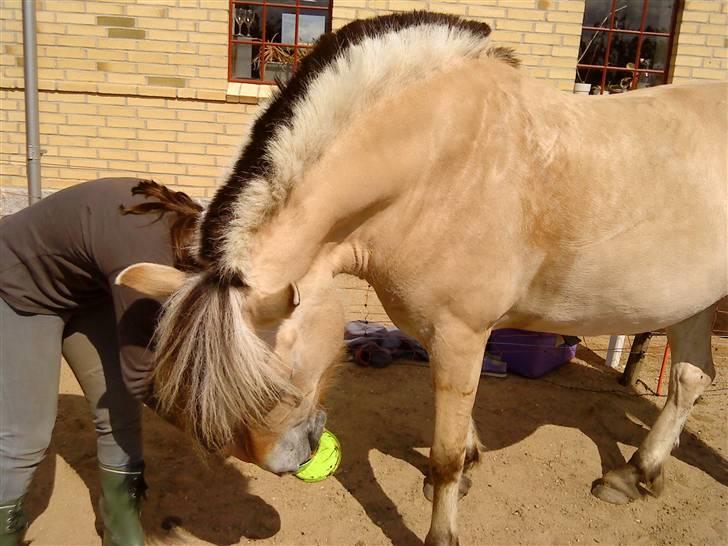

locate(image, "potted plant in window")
[[255, 43, 311, 84]]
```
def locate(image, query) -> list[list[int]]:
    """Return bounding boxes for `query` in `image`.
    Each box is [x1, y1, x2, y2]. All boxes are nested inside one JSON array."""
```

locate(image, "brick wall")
[[1, 1, 726, 326], [0, 0, 246, 201], [3, 1, 726, 202], [0, 0, 230, 100], [0, 88, 254, 197], [671, 0, 728, 82]]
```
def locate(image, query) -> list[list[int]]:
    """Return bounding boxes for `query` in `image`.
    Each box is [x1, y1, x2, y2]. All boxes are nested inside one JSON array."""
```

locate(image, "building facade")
[[2, 0, 726, 210], [1, 0, 726, 321]]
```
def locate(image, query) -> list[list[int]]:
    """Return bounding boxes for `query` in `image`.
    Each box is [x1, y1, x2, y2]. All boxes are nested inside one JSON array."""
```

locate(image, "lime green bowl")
[[294, 430, 341, 483]]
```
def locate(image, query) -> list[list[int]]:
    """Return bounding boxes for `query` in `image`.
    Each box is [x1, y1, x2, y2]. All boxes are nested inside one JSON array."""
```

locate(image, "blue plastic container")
[[485, 329, 578, 378]]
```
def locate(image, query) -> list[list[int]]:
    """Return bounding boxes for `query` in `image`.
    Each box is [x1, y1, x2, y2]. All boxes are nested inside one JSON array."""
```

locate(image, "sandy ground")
[[23, 335, 727, 546]]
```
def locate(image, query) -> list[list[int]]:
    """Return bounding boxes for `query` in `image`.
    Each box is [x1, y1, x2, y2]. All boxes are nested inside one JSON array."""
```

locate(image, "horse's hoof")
[[591, 465, 642, 505], [591, 479, 636, 505], [425, 530, 459, 546]]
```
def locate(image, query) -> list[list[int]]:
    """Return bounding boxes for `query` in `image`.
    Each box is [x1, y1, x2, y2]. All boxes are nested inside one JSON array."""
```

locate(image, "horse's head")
[[117, 262, 344, 474]]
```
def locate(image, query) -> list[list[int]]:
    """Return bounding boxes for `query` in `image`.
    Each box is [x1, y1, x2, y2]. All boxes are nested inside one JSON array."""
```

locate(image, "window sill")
[[226, 82, 276, 104]]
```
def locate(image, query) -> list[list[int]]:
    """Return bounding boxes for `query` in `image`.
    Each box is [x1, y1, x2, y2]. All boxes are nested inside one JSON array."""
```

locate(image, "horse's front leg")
[[425, 324, 486, 546], [593, 304, 716, 504]]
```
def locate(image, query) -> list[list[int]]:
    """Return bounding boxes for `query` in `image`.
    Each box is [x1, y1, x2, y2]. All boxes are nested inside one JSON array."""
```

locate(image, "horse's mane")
[[199, 12, 515, 277]]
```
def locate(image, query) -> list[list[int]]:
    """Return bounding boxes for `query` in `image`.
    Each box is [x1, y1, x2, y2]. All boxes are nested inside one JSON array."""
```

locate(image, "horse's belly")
[[504, 252, 726, 336]]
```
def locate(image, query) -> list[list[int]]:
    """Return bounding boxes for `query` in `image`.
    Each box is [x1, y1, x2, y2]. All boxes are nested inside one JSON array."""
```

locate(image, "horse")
[[118, 12, 727, 546]]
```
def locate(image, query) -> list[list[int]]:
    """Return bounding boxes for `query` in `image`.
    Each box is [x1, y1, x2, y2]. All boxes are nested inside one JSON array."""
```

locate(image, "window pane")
[[582, 0, 614, 28], [606, 34, 670, 70], [602, 68, 665, 92], [638, 36, 670, 72], [575, 68, 604, 94], [645, 0, 676, 33], [613, 1, 647, 31], [232, 43, 254, 79], [603, 68, 635, 93], [296, 9, 328, 44], [578, 30, 608, 66], [636, 71, 665, 88], [262, 6, 291, 44], [232, 4, 263, 40], [583, 1, 674, 32], [264, 58, 293, 84], [606, 31, 641, 68], [267, 0, 330, 5]]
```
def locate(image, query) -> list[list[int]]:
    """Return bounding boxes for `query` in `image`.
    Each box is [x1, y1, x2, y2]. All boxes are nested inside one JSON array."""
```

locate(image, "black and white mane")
[[199, 12, 516, 276]]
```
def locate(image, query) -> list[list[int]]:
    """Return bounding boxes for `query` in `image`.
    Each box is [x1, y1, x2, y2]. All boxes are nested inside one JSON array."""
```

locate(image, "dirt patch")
[[24, 336, 727, 545]]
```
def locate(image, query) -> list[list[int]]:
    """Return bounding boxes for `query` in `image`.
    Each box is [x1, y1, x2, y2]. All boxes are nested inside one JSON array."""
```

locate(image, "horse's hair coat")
[[200, 12, 516, 281], [152, 272, 298, 450]]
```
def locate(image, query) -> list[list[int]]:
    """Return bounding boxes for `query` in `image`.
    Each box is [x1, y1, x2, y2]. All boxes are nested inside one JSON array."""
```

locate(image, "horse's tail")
[[151, 271, 299, 451], [120, 179, 204, 272]]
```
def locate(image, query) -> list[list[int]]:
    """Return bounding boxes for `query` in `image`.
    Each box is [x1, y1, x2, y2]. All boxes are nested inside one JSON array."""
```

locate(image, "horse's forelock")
[[152, 272, 299, 451]]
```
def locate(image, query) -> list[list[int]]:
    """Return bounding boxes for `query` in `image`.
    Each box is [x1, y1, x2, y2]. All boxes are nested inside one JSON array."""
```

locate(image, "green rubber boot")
[[99, 463, 146, 546], [0, 498, 28, 546]]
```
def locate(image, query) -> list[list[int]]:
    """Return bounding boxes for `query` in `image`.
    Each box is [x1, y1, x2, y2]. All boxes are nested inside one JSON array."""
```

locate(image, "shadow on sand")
[[25, 395, 281, 545], [24, 353, 725, 546], [325, 353, 728, 545]]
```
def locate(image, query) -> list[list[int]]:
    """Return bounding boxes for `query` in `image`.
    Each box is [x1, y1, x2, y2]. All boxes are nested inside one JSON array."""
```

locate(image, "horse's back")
[[505, 80, 727, 334]]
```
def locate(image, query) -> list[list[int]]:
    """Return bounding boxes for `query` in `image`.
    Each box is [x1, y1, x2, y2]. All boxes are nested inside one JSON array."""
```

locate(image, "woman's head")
[[120, 180, 205, 272]]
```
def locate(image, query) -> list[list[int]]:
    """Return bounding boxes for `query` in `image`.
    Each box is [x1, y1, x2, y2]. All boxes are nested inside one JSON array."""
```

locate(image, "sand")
[[22, 336, 727, 546]]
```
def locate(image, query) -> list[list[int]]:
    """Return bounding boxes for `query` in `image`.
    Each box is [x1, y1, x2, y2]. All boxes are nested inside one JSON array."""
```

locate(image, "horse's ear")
[[115, 262, 189, 298]]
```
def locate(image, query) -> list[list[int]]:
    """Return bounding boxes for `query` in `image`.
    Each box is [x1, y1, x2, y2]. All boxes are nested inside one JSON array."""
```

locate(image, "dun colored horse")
[[119, 12, 727, 545]]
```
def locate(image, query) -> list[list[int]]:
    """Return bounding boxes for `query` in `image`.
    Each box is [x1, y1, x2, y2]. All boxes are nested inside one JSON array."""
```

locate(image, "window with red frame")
[[575, 0, 682, 95], [229, 0, 333, 85]]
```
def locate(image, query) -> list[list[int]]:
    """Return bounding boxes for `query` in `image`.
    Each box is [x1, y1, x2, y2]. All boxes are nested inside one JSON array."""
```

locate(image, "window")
[[575, 1, 681, 94], [229, 0, 333, 85]]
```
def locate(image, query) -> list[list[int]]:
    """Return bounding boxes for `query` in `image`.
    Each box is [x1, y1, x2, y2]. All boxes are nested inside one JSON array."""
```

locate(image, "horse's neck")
[[246, 61, 567, 291]]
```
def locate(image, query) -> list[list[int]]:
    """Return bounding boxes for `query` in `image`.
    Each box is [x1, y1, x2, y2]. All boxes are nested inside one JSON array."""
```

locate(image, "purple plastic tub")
[[485, 329, 578, 378]]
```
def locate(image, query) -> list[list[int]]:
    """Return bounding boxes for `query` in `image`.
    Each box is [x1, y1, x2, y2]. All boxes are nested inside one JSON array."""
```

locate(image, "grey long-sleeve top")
[[0, 177, 176, 400]]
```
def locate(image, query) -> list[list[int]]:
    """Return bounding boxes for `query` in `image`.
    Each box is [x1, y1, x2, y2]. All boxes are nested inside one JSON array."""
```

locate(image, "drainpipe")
[[22, 0, 42, 205]]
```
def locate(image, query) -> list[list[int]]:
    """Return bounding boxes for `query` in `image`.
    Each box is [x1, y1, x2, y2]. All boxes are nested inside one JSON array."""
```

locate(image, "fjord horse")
[[119, 12, 727, 545]]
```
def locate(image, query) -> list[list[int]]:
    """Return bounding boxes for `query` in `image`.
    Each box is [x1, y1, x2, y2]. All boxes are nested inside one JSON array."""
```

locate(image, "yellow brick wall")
[[1, 0, 726, 327], [4, 1, 726, 200], [0, 0, 230, 100], [0, 88, 255, 197], [671, 0, 728, 82]]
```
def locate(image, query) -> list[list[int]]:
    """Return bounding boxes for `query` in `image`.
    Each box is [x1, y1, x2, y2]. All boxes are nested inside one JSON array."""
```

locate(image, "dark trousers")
[[0, 298, 142, 501]]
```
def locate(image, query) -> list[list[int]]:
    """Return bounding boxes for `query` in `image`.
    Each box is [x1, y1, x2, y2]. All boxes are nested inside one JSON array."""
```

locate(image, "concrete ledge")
[[226, 81, 277, 104]]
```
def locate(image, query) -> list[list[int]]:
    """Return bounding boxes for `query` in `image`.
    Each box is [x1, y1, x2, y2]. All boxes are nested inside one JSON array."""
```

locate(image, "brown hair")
[[120, 179, 204, 272]]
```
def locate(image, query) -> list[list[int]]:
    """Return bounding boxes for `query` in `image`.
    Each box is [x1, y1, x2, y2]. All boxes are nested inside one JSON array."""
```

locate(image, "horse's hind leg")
[[593, 304, 716, 504], [424, 418, 483, 502], [424, 323, 486, 546]]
